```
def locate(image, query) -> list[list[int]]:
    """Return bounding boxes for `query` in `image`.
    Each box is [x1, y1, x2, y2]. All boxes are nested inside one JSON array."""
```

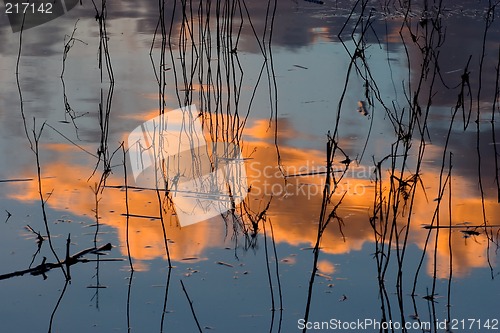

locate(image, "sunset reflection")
[[5, 112, 499, 278], [2, 1, 500, 331]]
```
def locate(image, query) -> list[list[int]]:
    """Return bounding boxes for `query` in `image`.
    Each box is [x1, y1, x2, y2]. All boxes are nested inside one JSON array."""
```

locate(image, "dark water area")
[[1, 0, 500, 332]]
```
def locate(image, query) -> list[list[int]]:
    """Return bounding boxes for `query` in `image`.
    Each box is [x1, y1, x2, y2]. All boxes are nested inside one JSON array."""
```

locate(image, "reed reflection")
[[5, 115, 498, 278]]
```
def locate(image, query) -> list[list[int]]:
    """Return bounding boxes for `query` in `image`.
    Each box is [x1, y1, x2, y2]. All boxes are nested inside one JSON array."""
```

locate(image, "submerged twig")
[[4, 210, 12, 223]]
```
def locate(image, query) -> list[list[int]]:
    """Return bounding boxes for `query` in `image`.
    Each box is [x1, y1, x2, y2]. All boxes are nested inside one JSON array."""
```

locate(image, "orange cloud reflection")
[[6, 118, 499, 278]]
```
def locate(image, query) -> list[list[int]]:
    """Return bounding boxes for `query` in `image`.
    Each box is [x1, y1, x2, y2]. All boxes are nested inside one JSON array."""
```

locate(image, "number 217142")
[[5, 2, 53, 14]]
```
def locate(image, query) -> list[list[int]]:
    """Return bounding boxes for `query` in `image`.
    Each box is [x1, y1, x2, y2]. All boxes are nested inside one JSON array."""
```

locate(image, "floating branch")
[[0, 178, 33, 183], [304, 0, 324, 4], [422, 224, 500, 229], [0, 243, 117, 281]]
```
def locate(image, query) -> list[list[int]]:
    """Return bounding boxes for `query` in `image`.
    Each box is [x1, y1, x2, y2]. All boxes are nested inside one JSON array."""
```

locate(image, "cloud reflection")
[[5, 114, 499, 278]]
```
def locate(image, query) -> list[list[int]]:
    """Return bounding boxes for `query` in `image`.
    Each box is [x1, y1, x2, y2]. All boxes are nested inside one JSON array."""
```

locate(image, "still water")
[[1, 0, 499, 332]]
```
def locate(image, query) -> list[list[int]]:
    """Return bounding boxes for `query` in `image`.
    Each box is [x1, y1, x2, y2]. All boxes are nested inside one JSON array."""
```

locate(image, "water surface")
[[1, 1, 499, 332]]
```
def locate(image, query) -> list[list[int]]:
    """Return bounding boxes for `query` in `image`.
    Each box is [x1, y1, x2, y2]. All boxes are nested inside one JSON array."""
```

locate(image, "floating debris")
[[0, 243, 115, 281], [422, 224, 499, 230], [120, 213, 161, 220], [0, 178, 34, 183], [315, 272, 332, 281], [357, 100, 369, 117], [216, 261, 233, 268], [423, 294, 439, 303], [280, 256, 296, 264], [304, 0, 324, 4], [293, 64, 308, 70], [461, 229, 481, 238]]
